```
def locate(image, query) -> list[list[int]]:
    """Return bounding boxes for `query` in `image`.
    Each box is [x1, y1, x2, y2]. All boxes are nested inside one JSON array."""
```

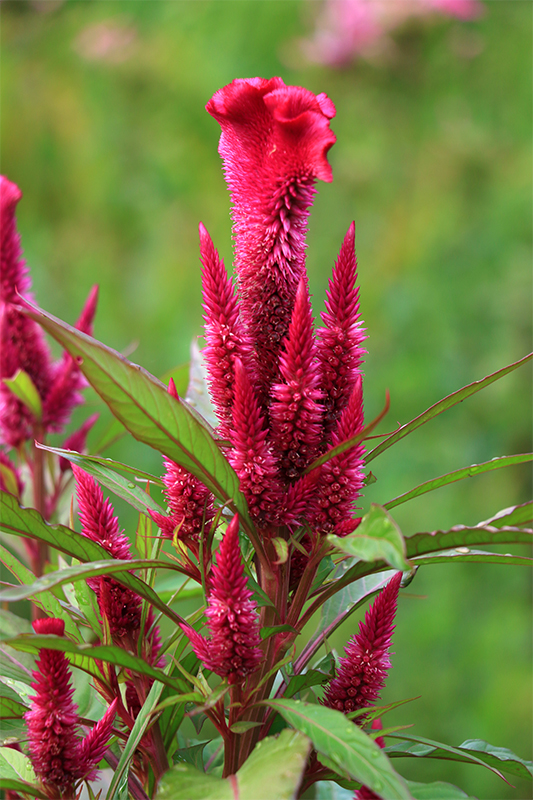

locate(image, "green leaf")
[[412, 549, 532, 567], [384, 734, 514, 782], [458, 739, 533, 781], [2, 369, 42, 420], [36, 444, 165, 517], [105, 678, 166, 800], [0, 493, 188, 629], [365, 352, 533, 464], [478, 501, 533, 529], [329, 505, 411, 572], [4, 634, 186, 693], [0, 746, 37, 784], [229, 720, 263, 733], [0, 460, 20, 499], [384, 454, 533, 510], [264, 699, 413, 800], [0, 778, 48, 800], [260, 624, 298, 641], [406, 781, 474, 799], [0, 542, 80, 638], [405, 522, 533, 561], [0, 696, 27, 718], [24, 304, 253, 529], [284, 666, 335, 699], [156, 728, 312, 800]]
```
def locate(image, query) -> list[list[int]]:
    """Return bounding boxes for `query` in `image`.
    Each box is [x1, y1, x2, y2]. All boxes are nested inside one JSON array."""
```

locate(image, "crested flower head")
[[180, 514, 263, 684], [25, 618, 116, 798], [323, 572, 402, 714], [207, 78, 336, 396]]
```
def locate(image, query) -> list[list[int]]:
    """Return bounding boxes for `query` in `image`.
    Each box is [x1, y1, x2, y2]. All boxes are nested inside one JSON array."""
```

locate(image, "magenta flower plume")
[[229, 357, 282, 526], [270, 278, 323, 481], [200, 222, 252, 439], [317, 221, 366, 436], [25, 618, 116, 798], [74, 465, 142, 639], [181, 514, 263, 683], [323, 572, 402, 714], [207, 78, 336, 395], [314, 374, 365, 535], [151, 379, 215, 541], [0, 176, 53, 447], [150, 456, 215, 541], [42, 285, 99, 432]]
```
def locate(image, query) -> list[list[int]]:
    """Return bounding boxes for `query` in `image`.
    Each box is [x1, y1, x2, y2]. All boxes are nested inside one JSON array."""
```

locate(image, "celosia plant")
[[0, 78, 531, 800]]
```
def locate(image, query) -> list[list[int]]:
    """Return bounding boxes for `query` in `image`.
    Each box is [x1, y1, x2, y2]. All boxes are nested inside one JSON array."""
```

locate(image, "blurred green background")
[[1, 1, 531, 797]]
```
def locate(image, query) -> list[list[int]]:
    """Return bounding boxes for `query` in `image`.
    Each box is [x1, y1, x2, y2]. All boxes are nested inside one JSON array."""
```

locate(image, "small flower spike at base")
[[25, 618, 116, 799], [180, 514, 263, 684], [323, 572, 402, 714]]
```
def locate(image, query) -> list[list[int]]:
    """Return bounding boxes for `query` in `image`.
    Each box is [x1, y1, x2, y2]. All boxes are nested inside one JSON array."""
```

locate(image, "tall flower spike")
[[25, 618, 116, 798], [323, 572, 402, 714], [0, 176, 53, 447], [317, 222, 366, 437], [42, 285, 99, 433], [270, 277, 324, 481], [314, 373, 365, 536], [207, 78, 336, 397], [180, 514, 263, 683], [150, 378, 215, 540], [73, 465, 142, 640], [200, 222, 253, 439], [229, 357, 282, 526]]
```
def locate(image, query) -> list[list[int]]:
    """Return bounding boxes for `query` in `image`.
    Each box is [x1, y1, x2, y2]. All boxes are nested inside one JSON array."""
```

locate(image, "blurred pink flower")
[[301, 0, 483, 66]]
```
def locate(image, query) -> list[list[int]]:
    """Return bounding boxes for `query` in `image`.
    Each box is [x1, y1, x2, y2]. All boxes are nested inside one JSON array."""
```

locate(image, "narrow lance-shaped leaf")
[[366, 353, 532, 464], [22, 303, 254, 530], [2, 369, 42, 421], [384, 454, 533, 511], [4, 635, 188, 693]]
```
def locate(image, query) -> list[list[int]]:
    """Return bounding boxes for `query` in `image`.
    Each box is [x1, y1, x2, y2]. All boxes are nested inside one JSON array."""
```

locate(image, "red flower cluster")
[[25, 618, 116, 799], [181, 514, 262, 684], [323, 572, 402, 713]]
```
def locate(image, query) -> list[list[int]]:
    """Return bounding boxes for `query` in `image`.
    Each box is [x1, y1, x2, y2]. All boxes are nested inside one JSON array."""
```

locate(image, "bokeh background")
[[1, 1, 531, 797]]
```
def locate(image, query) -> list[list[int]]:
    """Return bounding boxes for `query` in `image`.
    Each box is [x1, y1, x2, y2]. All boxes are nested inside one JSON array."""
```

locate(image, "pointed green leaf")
[[406, 781, 474, 799], [23, 304, 253, 529], [405, 521, 533, 560], [156, 728, 311, 800], [264, 699, 413, 800], [478, 501, 533, 529], [384, 454, 533, 510], [2, 369, 42, 421], [412, 549, 532, 567], [0, 746, 36, 784], [328, 505, 410, 572], [0, 696, 27, 718], [384, 733, 514, 782], [0, 777, 48, 799], [36, 444, 165, 517], [366, 353, 532, 464], [3, 634, 186, 692], [457, 739, 533, 781]]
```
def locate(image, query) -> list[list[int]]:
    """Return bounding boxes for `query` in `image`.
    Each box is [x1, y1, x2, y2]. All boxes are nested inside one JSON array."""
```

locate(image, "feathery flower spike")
[[270, 277, 323, 481], [150, 378, 215, 541], [42, 285, 99, 432], [323, 572, 402, 714], [207, 78, 336, 397], [317, 221, 366, 436], [0, 176, 53, 447], [180, 514, 263, 683], [229, 357, 282, 526], [25, 618, 116, 798], [314, 373, 365, 535], [200, 222, 253, 439]]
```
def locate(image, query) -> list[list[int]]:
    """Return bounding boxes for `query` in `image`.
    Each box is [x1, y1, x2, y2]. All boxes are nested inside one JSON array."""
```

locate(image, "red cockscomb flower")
[[180, 514, 263, 684], [206, 78, 336, 398], [323, 572, 401, 713], [25, 618, 116, 799]]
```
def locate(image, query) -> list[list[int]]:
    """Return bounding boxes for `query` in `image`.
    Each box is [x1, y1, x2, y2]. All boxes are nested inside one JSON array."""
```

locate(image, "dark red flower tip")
[[32, 618, 65, 636]]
